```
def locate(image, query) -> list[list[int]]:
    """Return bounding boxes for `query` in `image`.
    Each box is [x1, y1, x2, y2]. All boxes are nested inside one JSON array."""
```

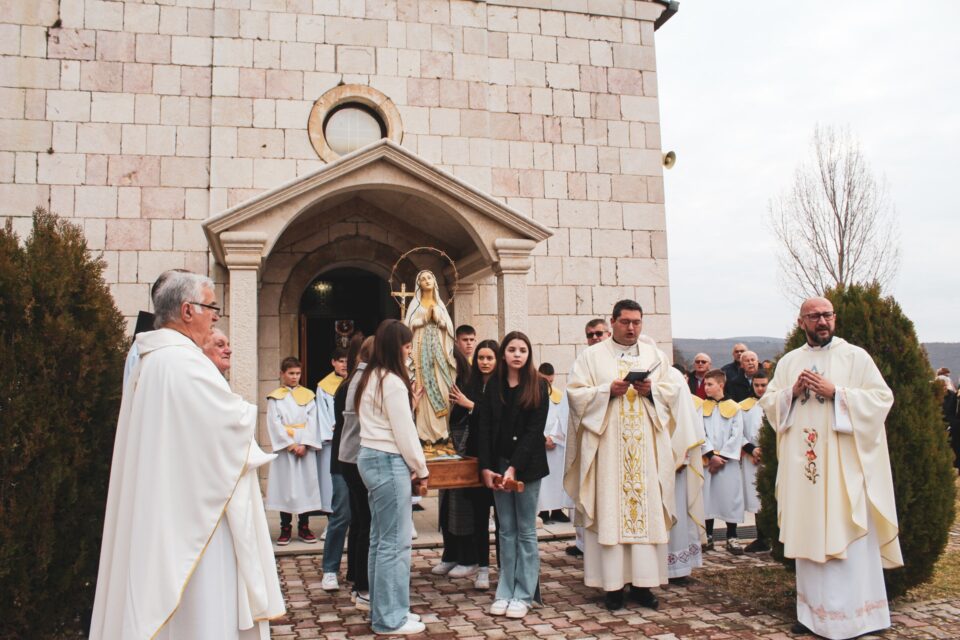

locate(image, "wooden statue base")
[[426, 456, 482, 489]]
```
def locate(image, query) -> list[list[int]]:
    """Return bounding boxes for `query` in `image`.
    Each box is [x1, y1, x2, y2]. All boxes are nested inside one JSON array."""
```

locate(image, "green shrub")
[[757, 283, 956, 598], [0, 209, 127, 637]]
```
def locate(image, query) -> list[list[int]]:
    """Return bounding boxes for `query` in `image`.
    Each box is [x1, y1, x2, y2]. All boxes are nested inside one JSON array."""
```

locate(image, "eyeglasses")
[[190, 301, 222, 316], [734, 349, 746, 354], [616, 319, 642, 327], [694, 360, 709, 365], [801, 311, 835, 322], [586, 331, 606, 339]]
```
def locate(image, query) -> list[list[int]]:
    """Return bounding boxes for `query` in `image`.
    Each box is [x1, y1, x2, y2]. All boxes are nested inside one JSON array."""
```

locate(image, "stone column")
[[493, 238, 536, 337], [452, 282, 477, 329], [222, 231, 268, 404]]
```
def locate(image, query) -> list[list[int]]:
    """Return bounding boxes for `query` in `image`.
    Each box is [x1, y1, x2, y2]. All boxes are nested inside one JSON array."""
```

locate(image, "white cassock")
[[265, 386, 325, 514], [760, 338, 902, 640], [739, 397, 764, 514], [564, 336, 700, 591], [315, 372, 343, 511], [90, 328, 284, 640], [701, 399, 745, 524], [668, 397, 707, 578], [537, 388, 575, 512]]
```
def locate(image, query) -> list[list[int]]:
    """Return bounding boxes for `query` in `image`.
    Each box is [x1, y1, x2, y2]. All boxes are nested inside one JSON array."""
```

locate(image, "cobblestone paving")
[[270, 540, 960, 639]]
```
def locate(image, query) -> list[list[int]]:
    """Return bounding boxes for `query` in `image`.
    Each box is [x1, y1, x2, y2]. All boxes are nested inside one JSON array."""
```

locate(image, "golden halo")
[[389, 246, 459, 309]]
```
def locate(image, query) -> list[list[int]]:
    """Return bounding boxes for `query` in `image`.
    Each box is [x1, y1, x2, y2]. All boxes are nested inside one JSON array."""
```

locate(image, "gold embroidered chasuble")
[[759, 338, 902, 568], [565, 336, 699, 546]]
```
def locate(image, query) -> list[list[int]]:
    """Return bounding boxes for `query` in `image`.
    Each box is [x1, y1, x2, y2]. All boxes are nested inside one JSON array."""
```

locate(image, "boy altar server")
[[740, 366, 770, 552], [316, 348, 348, 513], [536, 363, 573, 523], [701, 369, 746, 555], [266, 357, 325, 545]]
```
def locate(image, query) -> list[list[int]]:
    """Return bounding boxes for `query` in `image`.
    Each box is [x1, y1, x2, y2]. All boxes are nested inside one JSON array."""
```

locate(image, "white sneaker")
[[474, 567, 490, 590], [354, 592, 370, 611], [505, 599, 529, 618], [407, 612, 421, 622], [447, 564, 479, 578], [488, 516, 495, 533], [411, 524, 418, 539], [489, 599, 509, 615], [431, 561, 457, 576], [321, 572, 339, 591], [375, 618, 425, 635], [319, 528, 327, 541]]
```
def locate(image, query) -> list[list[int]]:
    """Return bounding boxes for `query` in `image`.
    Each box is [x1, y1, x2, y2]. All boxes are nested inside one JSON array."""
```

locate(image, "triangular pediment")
[[202, 139, 551, 272]]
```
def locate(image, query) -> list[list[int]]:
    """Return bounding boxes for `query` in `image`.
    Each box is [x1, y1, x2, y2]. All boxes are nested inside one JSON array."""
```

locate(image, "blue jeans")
[[357, 447, 413, 633], [322, 472, 351, 574], [493, 475, 541, 603]]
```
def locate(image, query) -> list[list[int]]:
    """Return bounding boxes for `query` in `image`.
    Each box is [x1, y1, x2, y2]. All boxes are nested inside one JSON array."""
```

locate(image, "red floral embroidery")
[[802, 428, 819, 484]]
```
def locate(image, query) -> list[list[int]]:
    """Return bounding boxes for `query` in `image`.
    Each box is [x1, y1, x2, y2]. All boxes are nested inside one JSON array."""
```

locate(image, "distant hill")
[[675, 337, 960, 379]]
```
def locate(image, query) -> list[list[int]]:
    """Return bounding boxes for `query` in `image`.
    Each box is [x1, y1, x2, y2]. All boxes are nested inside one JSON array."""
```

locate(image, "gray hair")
[[152, 270, 214, 328]]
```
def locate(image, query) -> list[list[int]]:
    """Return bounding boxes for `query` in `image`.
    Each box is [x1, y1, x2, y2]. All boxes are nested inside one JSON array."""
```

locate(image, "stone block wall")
[[1, 0, 674, 380]]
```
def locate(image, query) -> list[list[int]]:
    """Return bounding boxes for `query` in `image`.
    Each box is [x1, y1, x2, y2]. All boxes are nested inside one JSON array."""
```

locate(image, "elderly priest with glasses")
[[90, 270, 284, 639], [760, 296, 902, 640]]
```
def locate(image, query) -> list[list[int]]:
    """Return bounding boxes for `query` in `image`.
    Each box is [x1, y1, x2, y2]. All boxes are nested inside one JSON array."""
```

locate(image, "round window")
[[323, 104, 386, 155]]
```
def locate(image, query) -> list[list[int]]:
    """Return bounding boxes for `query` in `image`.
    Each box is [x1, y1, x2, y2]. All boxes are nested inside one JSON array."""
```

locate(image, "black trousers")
[[440, 487, 494, 568], [341, 461, 370, 591], [279, 512, 309, 527]]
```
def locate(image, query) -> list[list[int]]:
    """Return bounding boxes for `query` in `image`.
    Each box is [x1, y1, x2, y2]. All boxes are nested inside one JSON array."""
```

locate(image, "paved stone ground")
[[268, 539, 960, 639]]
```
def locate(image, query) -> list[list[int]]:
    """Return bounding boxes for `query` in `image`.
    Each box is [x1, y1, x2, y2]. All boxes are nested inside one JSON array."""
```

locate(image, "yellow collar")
[[692, 396, 703, 411], [549, 388, 562, 404], [318, 371, 344, 396], [702, 398, 740, 419], [739, 397, 758, 412], [267, 385, 316, 406]]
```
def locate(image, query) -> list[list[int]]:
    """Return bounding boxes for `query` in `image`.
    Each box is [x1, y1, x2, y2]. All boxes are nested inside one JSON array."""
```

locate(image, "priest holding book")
[[564, 300, 701, 611]]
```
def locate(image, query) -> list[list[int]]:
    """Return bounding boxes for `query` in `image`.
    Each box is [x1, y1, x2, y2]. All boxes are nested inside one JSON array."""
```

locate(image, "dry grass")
[[696, 563, 797, 617], [900, 476, 960, 603]]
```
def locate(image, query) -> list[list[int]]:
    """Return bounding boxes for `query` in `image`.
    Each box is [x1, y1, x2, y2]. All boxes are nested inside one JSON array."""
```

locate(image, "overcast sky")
[[655, 1, 959, 342]]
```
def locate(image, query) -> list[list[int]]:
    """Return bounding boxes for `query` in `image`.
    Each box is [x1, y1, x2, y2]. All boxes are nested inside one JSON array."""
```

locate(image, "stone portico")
[[203, 139, 551, 415]]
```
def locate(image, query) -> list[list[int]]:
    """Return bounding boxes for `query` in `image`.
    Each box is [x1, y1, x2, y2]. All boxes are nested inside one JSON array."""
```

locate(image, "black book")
[[623, 361, 660, 383]]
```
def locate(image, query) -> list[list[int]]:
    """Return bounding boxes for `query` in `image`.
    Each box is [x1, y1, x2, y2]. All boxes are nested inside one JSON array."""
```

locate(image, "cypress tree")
[[0, 209, 127, 637], [756, 283, 956, 598]]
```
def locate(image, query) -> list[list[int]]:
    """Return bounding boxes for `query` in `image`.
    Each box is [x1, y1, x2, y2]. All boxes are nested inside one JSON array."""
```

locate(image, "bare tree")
[[769, 125, 900, 300]]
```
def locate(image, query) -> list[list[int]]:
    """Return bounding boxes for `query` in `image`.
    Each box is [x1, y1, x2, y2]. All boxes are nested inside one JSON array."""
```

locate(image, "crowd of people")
[[90, 269, 905, 640]]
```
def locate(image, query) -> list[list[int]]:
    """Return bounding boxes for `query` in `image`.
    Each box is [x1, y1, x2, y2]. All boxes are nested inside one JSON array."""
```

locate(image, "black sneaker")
[[604, 588, 625, 611], [790, 621, 813, 635], [744, 538, 770, 553], [412, 503, 425, 512], [565, 545, 583, 557], [538, 510, 551, 523], [629, 586, 659, 610], [550, 510, 570, 523], [277, 525, 292, 546]]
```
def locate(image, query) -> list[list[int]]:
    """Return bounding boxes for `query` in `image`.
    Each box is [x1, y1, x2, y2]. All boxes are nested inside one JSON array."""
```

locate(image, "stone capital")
[[493, 238, 536, 275], [222, 231, 268, 272]]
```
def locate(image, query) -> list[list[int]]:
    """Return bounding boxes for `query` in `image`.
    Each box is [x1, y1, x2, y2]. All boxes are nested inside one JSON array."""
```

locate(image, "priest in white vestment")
[[564, 300, 701, 611], [760, 297, 902, 640], [90, 271, 284, 640]]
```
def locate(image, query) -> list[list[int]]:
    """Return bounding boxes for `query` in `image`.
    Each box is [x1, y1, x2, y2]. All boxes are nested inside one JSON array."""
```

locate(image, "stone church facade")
[[1, 0, 677, 407]]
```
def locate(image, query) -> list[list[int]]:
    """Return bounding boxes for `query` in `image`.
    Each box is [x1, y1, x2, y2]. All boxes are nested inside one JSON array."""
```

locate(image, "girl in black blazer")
[[478, 331, 549, 619]]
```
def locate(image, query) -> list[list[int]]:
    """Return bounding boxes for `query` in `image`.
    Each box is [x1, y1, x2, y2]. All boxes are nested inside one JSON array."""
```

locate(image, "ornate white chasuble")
[[617, 353, 650, 542]]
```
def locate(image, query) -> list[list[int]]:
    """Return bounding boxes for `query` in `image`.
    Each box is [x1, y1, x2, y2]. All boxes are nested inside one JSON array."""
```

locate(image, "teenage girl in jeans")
[[355, 320, 429, 635], [479, 331, 549, 619]]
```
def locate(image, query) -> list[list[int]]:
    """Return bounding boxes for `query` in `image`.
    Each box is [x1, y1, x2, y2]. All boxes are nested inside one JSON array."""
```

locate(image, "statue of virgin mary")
[[404, 269, 457, 444]]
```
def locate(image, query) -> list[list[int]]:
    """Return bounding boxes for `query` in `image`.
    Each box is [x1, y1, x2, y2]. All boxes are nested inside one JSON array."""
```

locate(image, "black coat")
[[329, 380, 349, 475], [722, 361, 750, 402], [478, 376, 550, 483]]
